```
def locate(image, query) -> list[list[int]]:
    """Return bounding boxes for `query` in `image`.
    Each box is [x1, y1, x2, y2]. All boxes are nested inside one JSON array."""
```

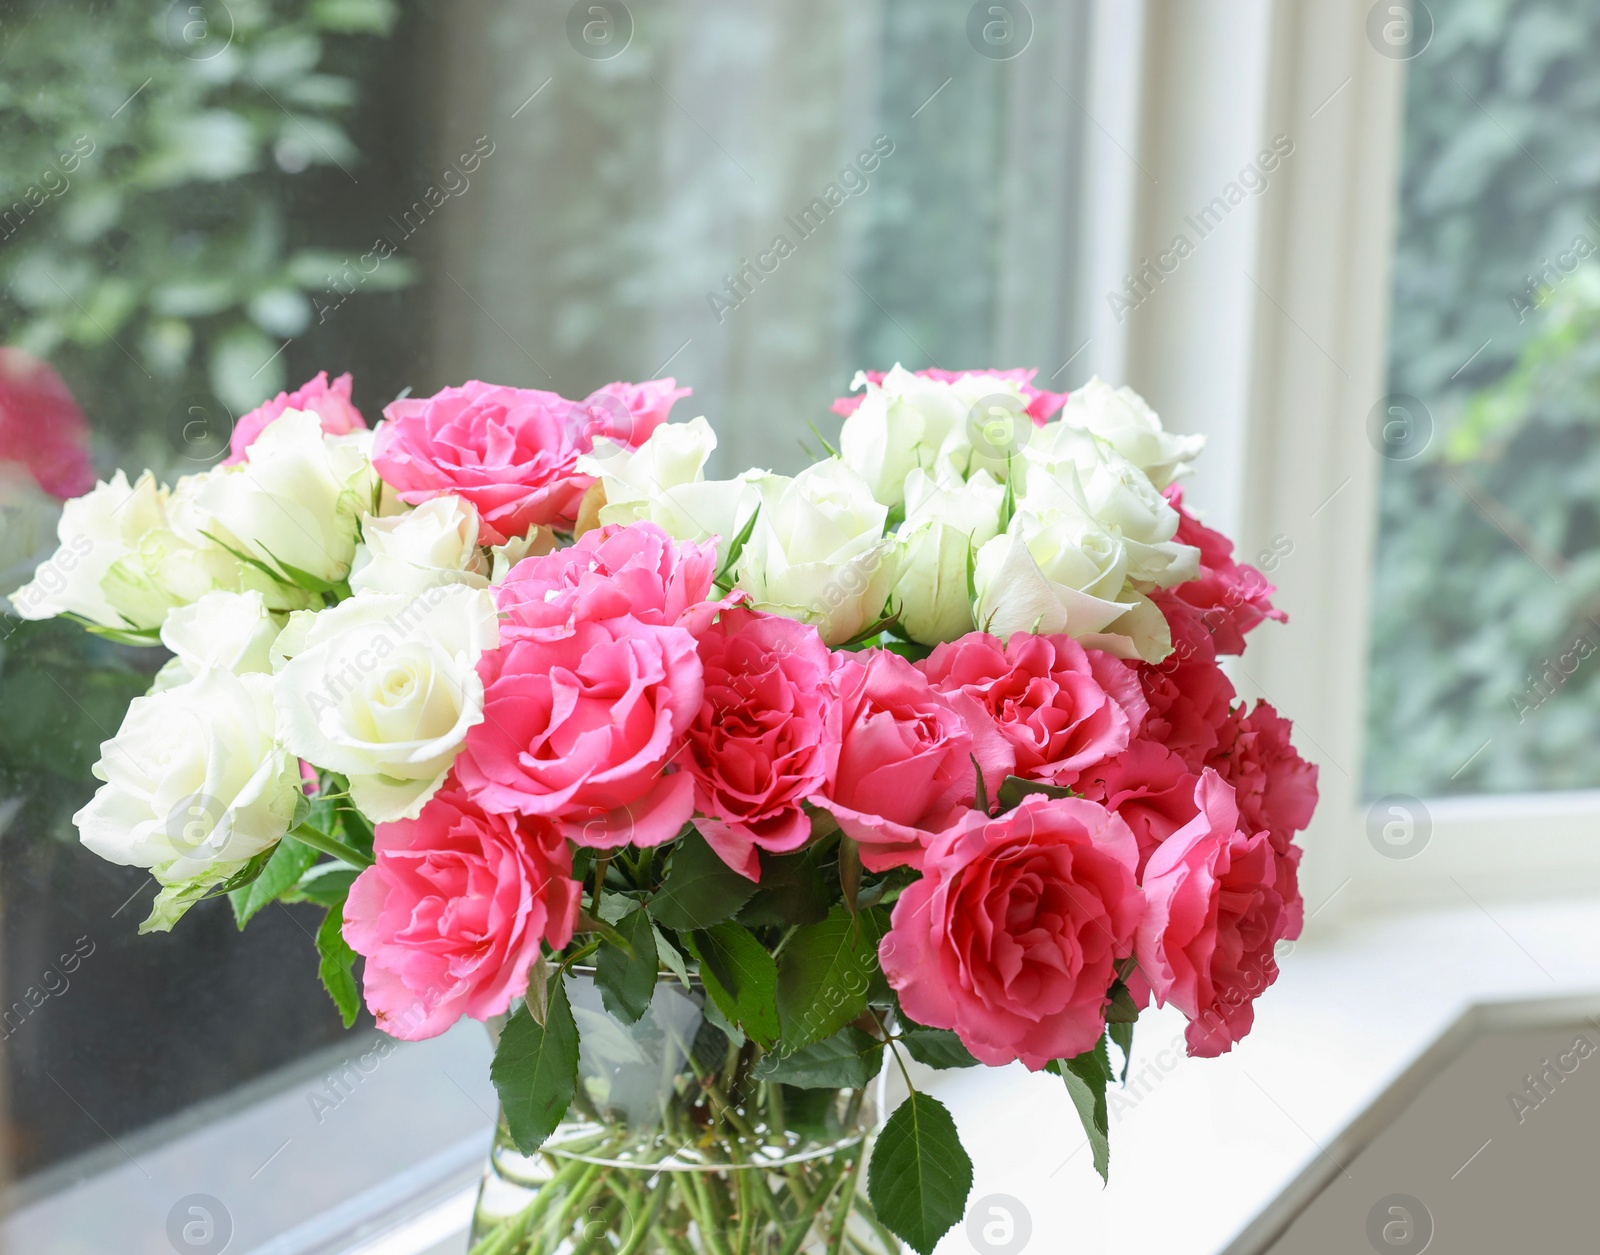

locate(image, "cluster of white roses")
[[583, 366, 1206, 659], [12, 412, 535, 929]]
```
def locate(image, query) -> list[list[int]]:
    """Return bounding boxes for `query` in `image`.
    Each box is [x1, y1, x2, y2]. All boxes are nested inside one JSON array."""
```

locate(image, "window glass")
[[0, 0, 1092, 1193], [1366, 0, 1600, 797]]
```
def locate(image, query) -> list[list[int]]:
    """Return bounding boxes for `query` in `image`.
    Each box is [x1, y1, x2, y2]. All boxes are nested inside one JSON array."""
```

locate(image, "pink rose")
[[1159, 487, 1285, 655], [1076, 739, 1200, 871], [830, 367, 1069, 424], [881, 794, 1143, 1069], [343, 786, 580, 1041], [453, 615, 704, 847], [684, 608, 838, 880], [814, 649, 1001, 872], [225, 371, 366, 465], [1134, 770, 1299, 1057], [1207, 700, 1319, 853], [1132, 607, 1236, 771], [0, 348, 94, 499], [495, 522, 718, 638], [373, 380, 688, 543], [918, 632, 1146, 789]]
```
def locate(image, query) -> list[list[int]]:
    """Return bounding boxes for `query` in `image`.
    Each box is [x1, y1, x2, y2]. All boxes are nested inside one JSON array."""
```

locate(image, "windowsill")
[[17, 892, 1600, 1254]]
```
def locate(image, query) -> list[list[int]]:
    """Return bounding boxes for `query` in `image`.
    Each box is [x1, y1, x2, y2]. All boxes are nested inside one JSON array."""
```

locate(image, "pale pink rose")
[[373, 380, 688, 543], [1134, 770, 1299, 1058], [1132, 604, 1236, 771], [813, 649, 1004, 873], [830, 367, 1068, 424], [880, 794, 1143, 1069], [1159, 487, 1286, 655], [1207, 699, 1319, 854], [453, 615, 703, 848], [1075, 739, 1200, 872], [495, 522, 719, 638], [918, 631, 1146, 790], [0, 348, 94, 499], [343, 786, 580, 1041], [685, 608, 837, 880], [225, 371, 366, 465]]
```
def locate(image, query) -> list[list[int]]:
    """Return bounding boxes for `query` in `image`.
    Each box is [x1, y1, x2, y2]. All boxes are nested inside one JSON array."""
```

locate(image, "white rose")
[[889, 468, 1005, 646], [735, 459, 897, 645], [349, 496, 489, 597], [194, 410, 374, 589], [154, 590, 283, 691], [579, 417, 760, 561], [489, 527, 558, 584], [1059, 377, 1204, 489], [73, 668, 302, 931], [272, 584, 499, 822]]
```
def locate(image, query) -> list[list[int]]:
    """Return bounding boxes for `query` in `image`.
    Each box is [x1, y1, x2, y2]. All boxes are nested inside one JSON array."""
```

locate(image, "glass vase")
[[469, 973, 898, 1255]]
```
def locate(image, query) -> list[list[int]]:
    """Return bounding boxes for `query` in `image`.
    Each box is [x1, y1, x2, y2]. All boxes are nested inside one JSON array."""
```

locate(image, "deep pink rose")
[[496, 522, 718, 638], [373, 380, 688, 543], [685, 608, 838, 880], [1076, 739, 1201, 872], [453, 615, 703, 847], [343, 786, 580, 1041], [1132, 608, 1236, 771], [0, 348, 94, 499], [1159, 487, 1286, 655], [1134, 770, 1299, 1057], [881, 794, 1143, 1069], [814, 649, 1002, 873], [1207, 700, 1319, 853], [225, 371, 366, 465], [830, 367, 1069, 424], [919, 631, 1146, 789]]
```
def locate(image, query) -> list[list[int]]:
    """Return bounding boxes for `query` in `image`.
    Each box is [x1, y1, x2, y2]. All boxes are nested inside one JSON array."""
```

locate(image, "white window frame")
[[1113, 0, 1600, 922]]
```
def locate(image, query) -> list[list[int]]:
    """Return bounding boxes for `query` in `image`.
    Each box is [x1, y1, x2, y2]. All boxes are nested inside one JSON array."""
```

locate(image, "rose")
[[1159, 487, 1285, 654], [831, 366, 1068, 425], [195, 410, 375, 587], [1207, 699, 1318, 851], [888, 467, 1004, 646], [1058, 377, 1204, 489], [350, 495, 489, 597], [735, 460, 897, 646], [0, 347, 94, 499], [1074, 740, 1200, 870], [72, 669, 302, 930], [453, 613, 704, 848], [225, 370, 366, 466], [879, 793, 1143, 1069], [577, 417, 759, 563], [836, 364, 979, 507], [373, 379, 687, 543], [813, 649, 999, 872], [1134, 770, 1299, 1057], [343, 786, 580, 1040], [918, 631, 1146, 789], [683, 608, 837, 880], [1134, 607, 1236, 770], [272, 585, 500, 822], [154, 590, 282, 690], [494, 521, 719, 638]]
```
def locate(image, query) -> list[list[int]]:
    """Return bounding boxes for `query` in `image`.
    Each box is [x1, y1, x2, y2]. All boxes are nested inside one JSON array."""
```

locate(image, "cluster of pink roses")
[[344, 451, 1316, 1061]]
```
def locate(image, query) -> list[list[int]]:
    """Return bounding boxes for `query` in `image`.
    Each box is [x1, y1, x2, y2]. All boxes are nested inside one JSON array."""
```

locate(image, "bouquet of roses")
[[14, 363, 1317, 1254]]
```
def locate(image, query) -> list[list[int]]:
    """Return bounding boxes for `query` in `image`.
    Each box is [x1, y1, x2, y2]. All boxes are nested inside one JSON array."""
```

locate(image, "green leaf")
[[491, 976, 581, 1154], [867, 1093, 973, 1255], [282, 863, 360, 909], [737, 846, 833, 928], [898, 1027, 980, 1071], [229, 835, 318, 928], [776, 904, 887, 1049], [754, 1026, 883, 1089], [649, 831, 759, 931], [211, 846, 277, 895], [1109, 1018, 1134, 1084], [1050, 1036, 1112, 1182], [996, 775, 1076, 811], [595, 906, 658, 1025], [686, 923, 780, 1046], [315, 906, 361, 1028], [970, 754, 989, 815], [713, 501, 761, 588]]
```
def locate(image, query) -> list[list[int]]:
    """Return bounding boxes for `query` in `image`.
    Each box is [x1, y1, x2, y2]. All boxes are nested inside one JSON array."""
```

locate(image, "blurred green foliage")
[[1367, 0, 1600, 795]]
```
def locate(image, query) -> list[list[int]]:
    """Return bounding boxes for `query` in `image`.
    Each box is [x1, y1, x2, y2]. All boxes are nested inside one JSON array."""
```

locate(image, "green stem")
[[289, 822, 374, 868]]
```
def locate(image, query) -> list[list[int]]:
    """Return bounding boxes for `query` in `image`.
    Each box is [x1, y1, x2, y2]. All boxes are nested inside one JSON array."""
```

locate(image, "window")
[[0, 0, 1102, 1235]]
